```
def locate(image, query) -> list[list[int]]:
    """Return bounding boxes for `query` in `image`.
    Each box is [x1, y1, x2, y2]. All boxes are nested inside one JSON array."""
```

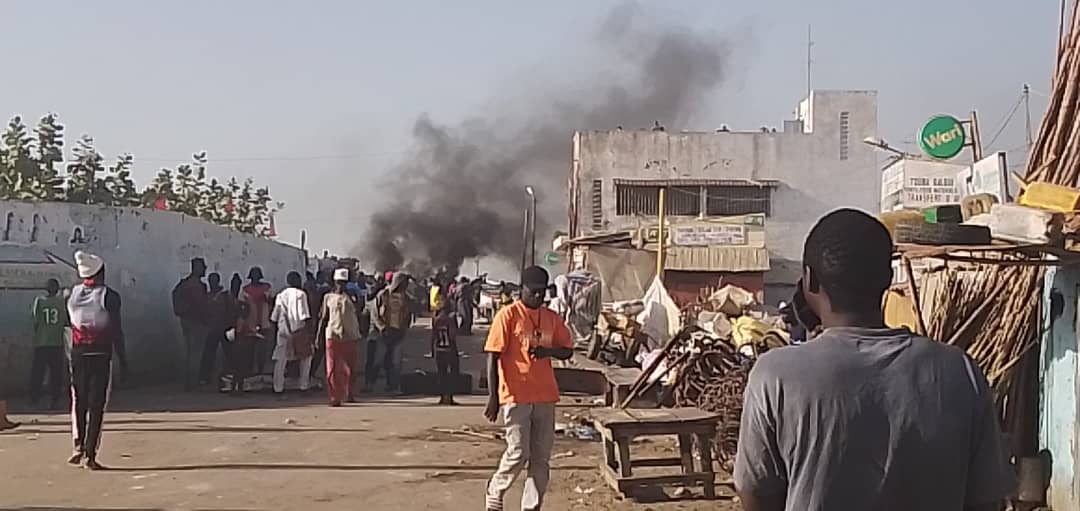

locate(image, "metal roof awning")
[[564, 231, 634, 247], [612, 178, 781, 187], [666, 245, 770, 272]]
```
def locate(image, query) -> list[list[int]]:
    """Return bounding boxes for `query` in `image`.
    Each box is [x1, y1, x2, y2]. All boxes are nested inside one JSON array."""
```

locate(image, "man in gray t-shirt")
[[734, 209, 1014, 511]]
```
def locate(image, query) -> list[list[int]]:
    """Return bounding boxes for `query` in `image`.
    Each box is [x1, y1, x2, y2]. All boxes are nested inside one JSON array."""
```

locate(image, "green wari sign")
[[918, 115, 966, 159]]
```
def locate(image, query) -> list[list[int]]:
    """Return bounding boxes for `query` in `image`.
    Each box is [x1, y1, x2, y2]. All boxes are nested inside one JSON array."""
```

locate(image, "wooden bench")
[[592, 407, 721, 499]]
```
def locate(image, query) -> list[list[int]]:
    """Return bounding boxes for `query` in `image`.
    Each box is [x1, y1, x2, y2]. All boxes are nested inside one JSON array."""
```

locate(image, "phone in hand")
[[792, 279, 821, 331]]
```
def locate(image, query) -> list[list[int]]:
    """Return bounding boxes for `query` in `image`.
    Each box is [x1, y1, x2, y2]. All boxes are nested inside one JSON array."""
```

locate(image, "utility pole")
[[968, 110, 984, 161], [655, 188, 667, 282], [806, 25, 813, 101], [519, 207, 530, 281], [1023, 83, 1034, 150]]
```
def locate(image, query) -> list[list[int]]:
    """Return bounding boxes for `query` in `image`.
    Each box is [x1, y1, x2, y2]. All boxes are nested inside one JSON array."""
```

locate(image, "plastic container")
[[1019, 181, 1080, 213]]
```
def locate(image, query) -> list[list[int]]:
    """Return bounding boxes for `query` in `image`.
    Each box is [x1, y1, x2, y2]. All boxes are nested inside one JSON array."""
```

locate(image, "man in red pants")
[[316, 268, 362, 406]]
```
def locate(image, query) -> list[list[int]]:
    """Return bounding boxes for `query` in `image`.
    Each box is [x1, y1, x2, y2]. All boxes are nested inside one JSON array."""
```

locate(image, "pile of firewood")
[[925, 266, 1041, 405]]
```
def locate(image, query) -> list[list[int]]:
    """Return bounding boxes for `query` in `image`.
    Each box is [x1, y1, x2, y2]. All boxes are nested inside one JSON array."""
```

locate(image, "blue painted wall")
[[1040, 266, 1079, 510]]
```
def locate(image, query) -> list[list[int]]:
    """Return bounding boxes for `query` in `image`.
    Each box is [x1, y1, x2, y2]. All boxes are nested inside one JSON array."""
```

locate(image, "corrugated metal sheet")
[[665, 245, 770, 272]]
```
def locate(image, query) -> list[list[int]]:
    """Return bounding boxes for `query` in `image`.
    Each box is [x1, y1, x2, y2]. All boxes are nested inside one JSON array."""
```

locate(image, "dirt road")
[[0, 320, 739, 510]]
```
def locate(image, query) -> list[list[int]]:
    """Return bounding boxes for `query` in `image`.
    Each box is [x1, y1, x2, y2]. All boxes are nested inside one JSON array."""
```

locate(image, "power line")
[[984, 93, 1025, 151], [133, 150, 408, 164]]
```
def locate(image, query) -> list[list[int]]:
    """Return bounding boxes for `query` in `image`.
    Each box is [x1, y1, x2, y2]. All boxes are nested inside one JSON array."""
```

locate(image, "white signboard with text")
[[671, 223, 747, 246], [880, 159, 967, 211]]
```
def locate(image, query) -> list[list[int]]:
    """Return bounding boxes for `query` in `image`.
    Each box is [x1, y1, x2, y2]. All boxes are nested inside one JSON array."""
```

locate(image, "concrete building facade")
[[569, 90, 879, 298], [0, 200, 306, 395]]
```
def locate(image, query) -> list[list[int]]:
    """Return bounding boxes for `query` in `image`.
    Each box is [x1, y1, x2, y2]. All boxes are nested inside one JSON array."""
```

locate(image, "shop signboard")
[[880, 159, 966, 211], [961, 151, 1008, 201], [670, 223, 747, 246], [918, 115, 966, 160]]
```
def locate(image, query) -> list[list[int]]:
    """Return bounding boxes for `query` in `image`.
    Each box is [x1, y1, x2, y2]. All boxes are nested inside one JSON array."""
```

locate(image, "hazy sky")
[[1, 0, 1060, 259]]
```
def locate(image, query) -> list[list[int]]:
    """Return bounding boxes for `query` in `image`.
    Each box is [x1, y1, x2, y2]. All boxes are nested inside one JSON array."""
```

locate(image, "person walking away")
[[351, 284, 371, 400], [229, 273, 243, 299], [483, 266, 573, 511], [369, 272, 410, 392], [172, 257, 208, 390], [270, 271, 313, 398], [429, 279, 444, 315], [734, 209, 1014, 511], [67, 251, 128, 470], [239, 267, 273, 375], [200, 273, 234, 387], [310, 270, 336, 385], [29, 278, 69, 409], [431, 304, 460, 405], [316, 269, 361, 406], [455, 276, 476, 336]]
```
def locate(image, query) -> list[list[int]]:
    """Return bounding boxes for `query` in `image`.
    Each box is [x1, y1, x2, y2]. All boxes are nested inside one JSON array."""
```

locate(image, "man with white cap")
[[67, 250, 128, 470], [315, 268, 362, 406]]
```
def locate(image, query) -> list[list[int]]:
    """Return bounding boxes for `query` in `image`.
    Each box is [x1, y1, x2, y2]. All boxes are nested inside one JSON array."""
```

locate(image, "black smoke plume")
[[361, 3, 733, 276]]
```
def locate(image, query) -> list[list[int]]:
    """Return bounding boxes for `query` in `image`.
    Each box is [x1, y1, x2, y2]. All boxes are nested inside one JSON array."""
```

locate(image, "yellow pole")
[[656, 187, 666, 281]]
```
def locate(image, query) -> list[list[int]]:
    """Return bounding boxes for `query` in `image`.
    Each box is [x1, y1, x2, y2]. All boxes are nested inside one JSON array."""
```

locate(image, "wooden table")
[[592, 407, 721, 499]]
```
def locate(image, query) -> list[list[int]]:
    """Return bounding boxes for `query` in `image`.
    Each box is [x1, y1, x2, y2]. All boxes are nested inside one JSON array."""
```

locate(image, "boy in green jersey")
[[30, 278, 69, 409]]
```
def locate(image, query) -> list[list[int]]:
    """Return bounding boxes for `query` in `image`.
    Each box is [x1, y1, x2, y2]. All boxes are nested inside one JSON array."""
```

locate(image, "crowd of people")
[[0, 210, 1019, 510], [169, 259, 434, 400]]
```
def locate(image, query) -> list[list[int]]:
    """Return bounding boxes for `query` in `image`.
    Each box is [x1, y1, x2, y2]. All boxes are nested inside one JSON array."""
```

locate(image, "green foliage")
[[0, 113, 281, 237]]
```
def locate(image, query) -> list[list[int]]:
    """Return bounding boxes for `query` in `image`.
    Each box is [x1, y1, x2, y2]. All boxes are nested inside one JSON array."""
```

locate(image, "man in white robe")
[[270, 271, 313, 396]]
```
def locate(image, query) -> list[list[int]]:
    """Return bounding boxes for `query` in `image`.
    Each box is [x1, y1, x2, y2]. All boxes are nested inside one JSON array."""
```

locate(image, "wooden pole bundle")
[[925, 0, 1080, 435]]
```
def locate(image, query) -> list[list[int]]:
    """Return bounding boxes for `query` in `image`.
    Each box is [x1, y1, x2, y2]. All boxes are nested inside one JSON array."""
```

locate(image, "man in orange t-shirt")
[[483, 266, 573, 511]]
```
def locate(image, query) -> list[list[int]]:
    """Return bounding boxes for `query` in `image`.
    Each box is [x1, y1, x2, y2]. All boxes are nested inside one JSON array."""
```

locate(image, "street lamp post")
[[861, 137, 913, 158], [525, 186, 537, 268]]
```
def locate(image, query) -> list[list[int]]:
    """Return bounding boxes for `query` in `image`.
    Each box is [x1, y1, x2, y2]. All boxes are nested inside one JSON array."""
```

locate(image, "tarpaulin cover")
[[584, 245, 656, 302]]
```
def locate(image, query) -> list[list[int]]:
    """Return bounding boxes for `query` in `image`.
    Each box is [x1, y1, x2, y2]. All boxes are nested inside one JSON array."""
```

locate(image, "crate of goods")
[[922, 205, 963, 224], [988, 203, 1065, 245], [1019, 182, 1080, 213]]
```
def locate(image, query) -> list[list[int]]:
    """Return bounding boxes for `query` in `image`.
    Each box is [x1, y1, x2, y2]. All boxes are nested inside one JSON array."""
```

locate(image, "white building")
[[569, 90, 880, 299]]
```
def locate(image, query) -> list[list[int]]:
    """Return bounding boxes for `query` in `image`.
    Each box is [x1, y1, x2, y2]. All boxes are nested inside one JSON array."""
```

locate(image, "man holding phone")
[[483, 266, 573, 511]]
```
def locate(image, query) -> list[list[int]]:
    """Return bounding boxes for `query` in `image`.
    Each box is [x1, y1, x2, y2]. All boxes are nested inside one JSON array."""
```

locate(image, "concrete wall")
[[572, 90, 879, 287], [0, 200, 306, 395], [1040, 267, 1079, 510]]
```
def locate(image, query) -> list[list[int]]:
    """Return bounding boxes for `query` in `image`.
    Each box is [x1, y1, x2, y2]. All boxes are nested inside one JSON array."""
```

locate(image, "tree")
[[32, 114, 65, 200], [0, 115, 39, 199], [141, 168, 176, 209], [3, 111, 281, 238], [230, 178, 257, 234], [64, 135, 108, 204], [103, 153, 139, 206]]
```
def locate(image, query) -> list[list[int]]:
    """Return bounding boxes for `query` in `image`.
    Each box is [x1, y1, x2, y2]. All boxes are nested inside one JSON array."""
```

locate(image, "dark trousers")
[[366, 328, 404, 389], [29, 346, 65, 405], [70, 354, 111, 458], [199, 329, 227, 383], [435, 350, 460, 399], [457, 302, 473, 335], [230, 337, 256, 391]]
